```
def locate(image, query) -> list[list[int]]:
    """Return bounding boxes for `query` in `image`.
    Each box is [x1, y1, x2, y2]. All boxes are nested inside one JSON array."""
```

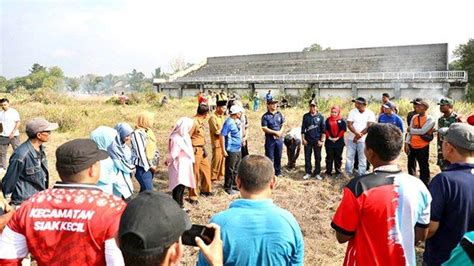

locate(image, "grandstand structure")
[[156, 43, 468, 100]]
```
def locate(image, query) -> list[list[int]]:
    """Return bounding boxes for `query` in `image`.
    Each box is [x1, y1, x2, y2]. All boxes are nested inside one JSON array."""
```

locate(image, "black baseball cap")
[[411, 98, 430, 108], [119, 191, 192, 256], [267, 99, 279, 104], [56, 139, 108, 177], [409, 98, 423, 104], [352, 97, 367, 105]]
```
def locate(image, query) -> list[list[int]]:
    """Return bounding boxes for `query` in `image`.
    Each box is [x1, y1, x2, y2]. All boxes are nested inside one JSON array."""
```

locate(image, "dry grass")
[[2, 92, 472, 265]]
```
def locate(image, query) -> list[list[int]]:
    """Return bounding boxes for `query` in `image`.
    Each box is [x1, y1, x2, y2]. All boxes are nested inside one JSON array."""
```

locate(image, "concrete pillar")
[[351, 83, 358, 98], [442, 83, 450, 96], [249, 83, 255, 96], [394, 83, 401, 99]]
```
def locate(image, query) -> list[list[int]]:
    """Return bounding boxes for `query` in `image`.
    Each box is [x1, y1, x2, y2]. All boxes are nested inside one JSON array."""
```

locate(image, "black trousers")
[[241, 141, 249, 158], [408, 145, 430, 186], [224, 151, 241, 190], [304, 143, 322, 175], [354, 153, 371, 171], [285, 139, 301, 168], [172, 184, 185, 208], [408, 148, 417, 176], [325, 146, 344, 174]]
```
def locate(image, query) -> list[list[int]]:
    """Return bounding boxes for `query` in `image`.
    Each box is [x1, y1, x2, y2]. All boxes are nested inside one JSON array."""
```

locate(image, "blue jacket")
[[1, 140, 49, 205], [301, 112, 325, 143]]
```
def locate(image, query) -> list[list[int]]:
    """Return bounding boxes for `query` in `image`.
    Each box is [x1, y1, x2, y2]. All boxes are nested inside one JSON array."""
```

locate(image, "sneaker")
[[225, 189, 237, 195], [315, 174, 323, 180], [303, 174, 311, 180]]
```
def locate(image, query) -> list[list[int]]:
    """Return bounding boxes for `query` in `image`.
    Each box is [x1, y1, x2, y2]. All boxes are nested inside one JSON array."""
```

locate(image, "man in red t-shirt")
[[0, 139, 126, 266], [332, 124, 431, 265]]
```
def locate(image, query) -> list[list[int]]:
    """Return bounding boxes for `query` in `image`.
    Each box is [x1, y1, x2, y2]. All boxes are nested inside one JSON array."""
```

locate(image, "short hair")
[[382, 93, 390, 98], [238, 155, 274, 193], [59, 167, 90, 183], [26, 131, 38, 139], [196, 104, 209, 115], [120, 233, 168, 265], [0, 98, 9, 104], [365, 124, 403, 162]]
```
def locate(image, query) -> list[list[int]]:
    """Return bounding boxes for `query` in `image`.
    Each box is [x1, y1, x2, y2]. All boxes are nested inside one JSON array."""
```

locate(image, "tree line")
[[0, 64, 168, 94]]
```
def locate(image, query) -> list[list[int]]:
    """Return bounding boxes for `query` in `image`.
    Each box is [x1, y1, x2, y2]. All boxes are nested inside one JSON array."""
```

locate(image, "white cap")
[[229, 105, 244, 115]]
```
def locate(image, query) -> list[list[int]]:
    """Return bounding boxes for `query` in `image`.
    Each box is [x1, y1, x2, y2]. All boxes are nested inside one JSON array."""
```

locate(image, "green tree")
[[65, 77, 80, 92], [99, 74, 119, 92], [152, 67, 168, 79], [303, 43, 331, 52], [0, 76, 7, 92], [43, 66, 65, 90], [128, 69, 146, 91], [81, 74, 101, 93], [6, 77, 27, 92], [30, 63, 46, 74], [452, 39, 474, 102]]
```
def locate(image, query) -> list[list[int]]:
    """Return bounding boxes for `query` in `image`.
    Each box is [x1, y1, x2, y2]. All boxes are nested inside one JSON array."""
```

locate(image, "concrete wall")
[[161, 81, 467, 100], [185, 43, 449, 77]]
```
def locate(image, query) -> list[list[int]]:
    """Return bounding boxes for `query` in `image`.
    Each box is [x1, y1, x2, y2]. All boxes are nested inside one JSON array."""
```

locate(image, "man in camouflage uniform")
[[436, 98, 461, 170]]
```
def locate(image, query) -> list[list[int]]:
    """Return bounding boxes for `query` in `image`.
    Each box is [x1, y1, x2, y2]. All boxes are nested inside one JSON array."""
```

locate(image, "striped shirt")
[[130, 129, 150, 171]]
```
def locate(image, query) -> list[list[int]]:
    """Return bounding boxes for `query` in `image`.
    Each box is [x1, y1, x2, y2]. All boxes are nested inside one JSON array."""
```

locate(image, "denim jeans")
[[135, 165, 153, 192], [265, 138, 283, 176], [345, 140, 367, 176]]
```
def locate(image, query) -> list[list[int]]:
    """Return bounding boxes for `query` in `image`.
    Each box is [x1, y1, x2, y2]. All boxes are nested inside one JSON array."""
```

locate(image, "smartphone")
[[182, 224, 215, 246]]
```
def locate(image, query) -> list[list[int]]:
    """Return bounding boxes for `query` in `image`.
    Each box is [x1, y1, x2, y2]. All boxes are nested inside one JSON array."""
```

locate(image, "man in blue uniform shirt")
[[261, 99, 285, 176], [424, 123, 474, 265], [378, 101, 404, 132], [301, 99, 325, 180]]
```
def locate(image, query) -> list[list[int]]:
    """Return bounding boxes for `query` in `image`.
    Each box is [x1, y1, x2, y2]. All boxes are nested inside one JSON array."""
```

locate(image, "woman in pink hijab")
[[166, 117, 196, 210]]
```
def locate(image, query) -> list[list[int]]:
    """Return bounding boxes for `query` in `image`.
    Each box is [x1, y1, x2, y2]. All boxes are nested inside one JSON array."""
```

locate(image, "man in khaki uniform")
[[189, 104, 213, 203], [209, 100, 227, 181]]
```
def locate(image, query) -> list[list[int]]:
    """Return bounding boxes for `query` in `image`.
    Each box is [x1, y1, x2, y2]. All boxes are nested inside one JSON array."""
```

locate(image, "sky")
[[1, 0, 473, 78]]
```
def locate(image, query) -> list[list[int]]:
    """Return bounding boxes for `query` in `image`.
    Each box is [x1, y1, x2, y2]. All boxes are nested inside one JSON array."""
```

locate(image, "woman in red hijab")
[[324, 105, 347, 177]]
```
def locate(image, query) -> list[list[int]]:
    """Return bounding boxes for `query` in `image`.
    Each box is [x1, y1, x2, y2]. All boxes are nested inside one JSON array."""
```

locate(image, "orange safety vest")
[[410, 114, 433, 149]]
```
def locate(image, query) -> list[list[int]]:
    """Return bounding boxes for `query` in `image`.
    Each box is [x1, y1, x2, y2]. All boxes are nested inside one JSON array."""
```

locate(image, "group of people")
[[0, 92, 473, 265], [331, 121, 474, 265], [282, 92, 470, 189]]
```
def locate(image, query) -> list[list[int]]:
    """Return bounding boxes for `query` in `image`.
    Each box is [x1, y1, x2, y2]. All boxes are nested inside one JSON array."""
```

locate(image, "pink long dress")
[[167, 117, 196, 190]]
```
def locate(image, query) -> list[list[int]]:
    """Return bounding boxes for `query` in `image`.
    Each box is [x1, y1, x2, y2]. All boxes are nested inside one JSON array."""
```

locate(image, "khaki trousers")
[[211, 147, 225, 181], [189, 147, 212, 199]]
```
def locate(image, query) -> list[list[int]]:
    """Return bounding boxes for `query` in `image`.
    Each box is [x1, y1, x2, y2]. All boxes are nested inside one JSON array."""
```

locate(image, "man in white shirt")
[[284, 127, 302, 170], [345, 97, 376, 177], [0, 98, 20, 170]]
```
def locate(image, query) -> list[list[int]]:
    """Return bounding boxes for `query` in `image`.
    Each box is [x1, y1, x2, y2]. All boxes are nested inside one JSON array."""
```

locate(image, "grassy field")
[[2, 90, 473, 265]]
